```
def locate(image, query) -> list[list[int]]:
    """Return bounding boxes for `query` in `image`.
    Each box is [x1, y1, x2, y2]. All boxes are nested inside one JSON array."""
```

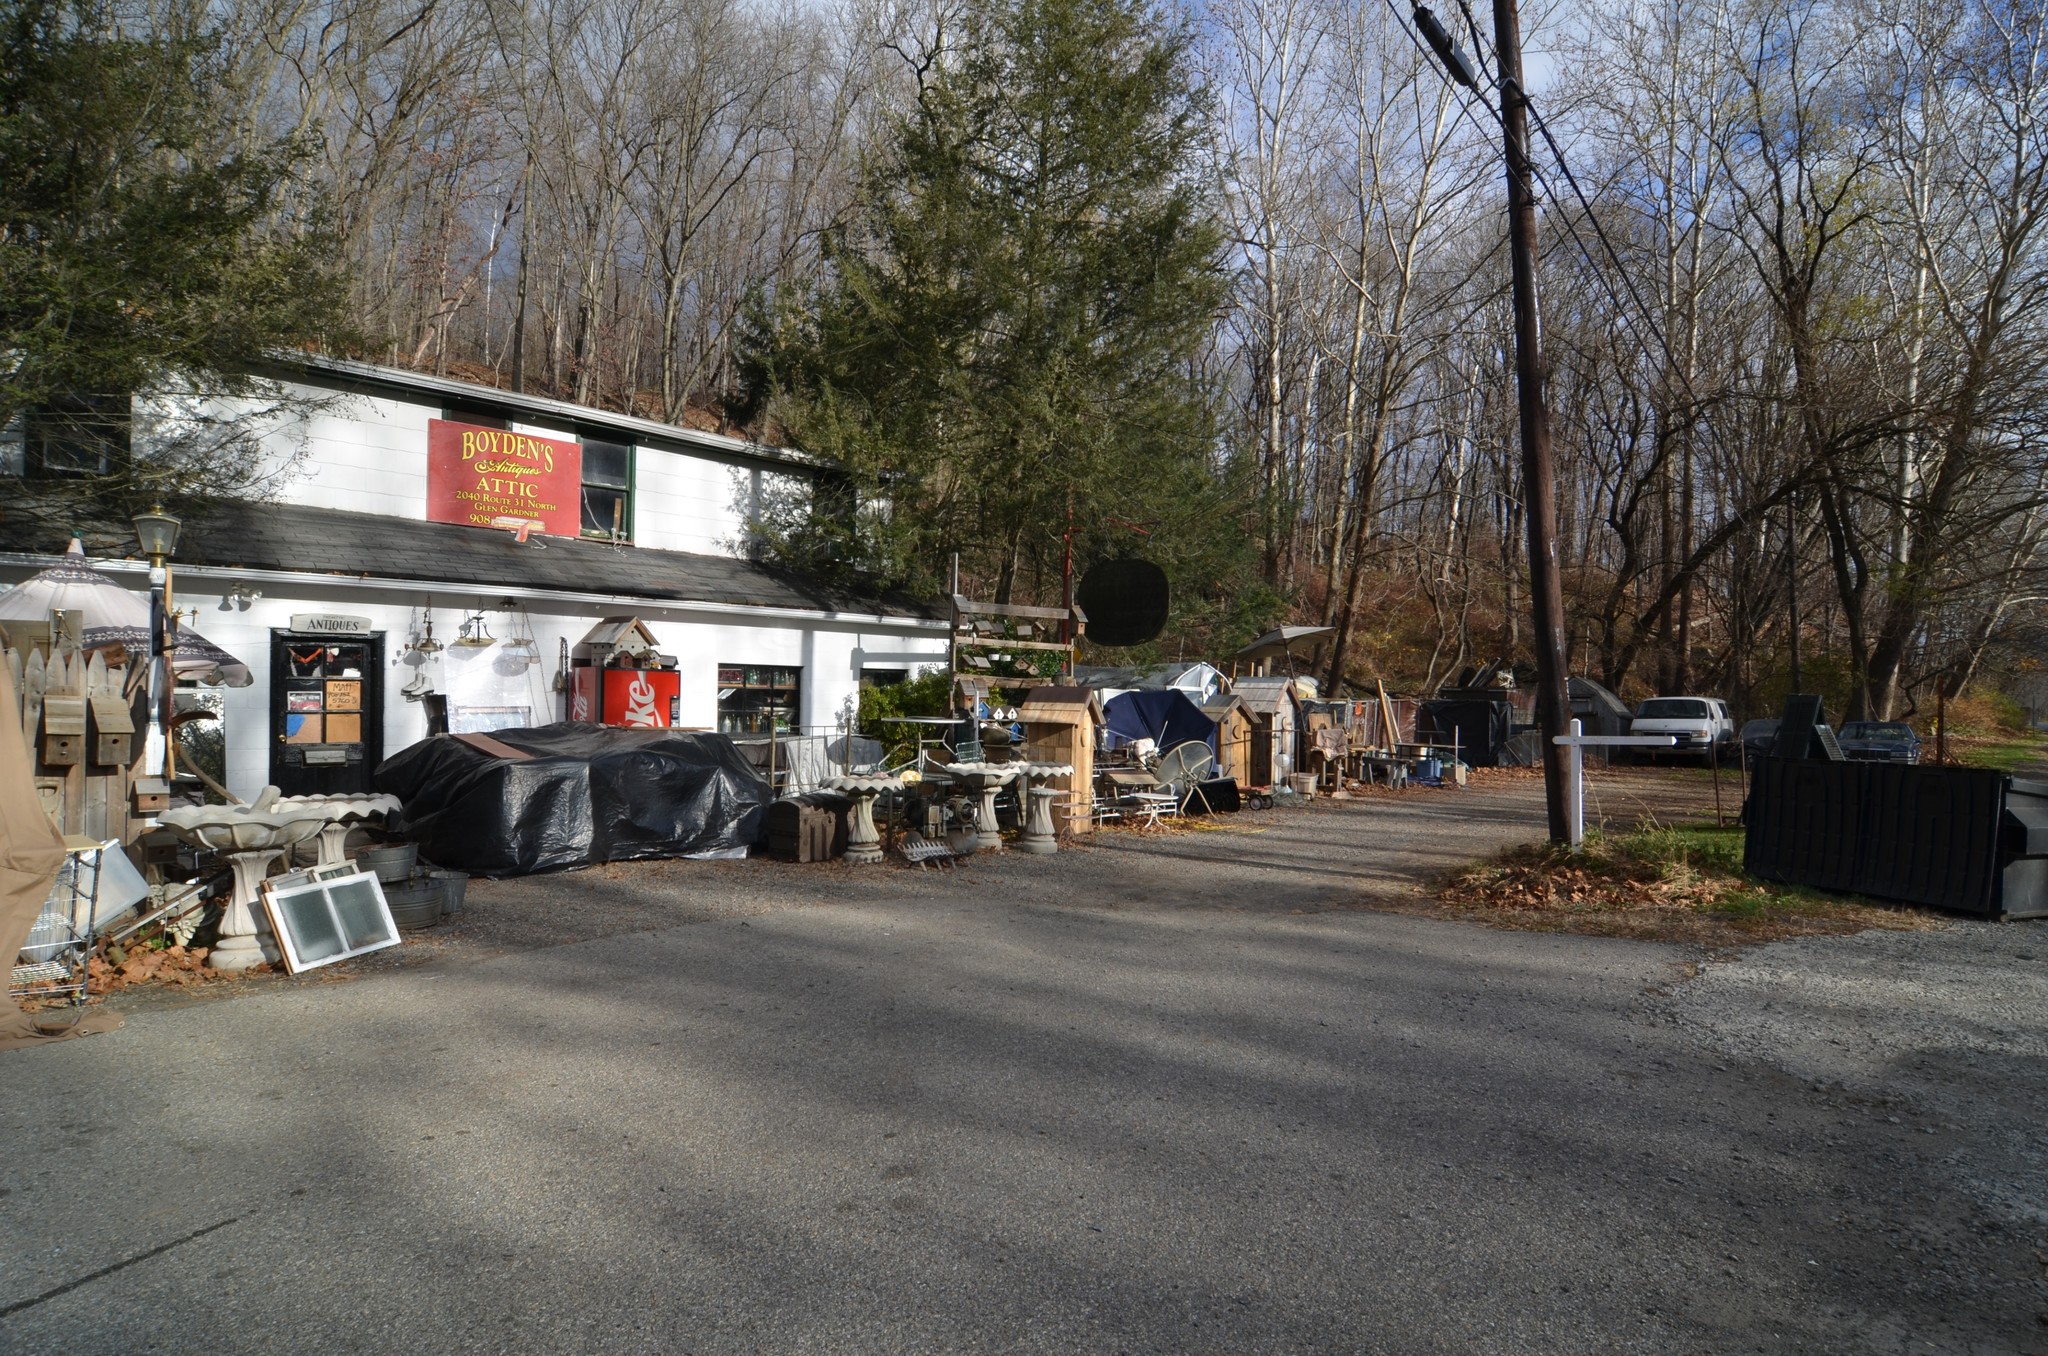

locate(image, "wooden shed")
[[1201, 692, 1256, 784], [1019, 685, 1105, 835], [1231, 676, 1302, 789]]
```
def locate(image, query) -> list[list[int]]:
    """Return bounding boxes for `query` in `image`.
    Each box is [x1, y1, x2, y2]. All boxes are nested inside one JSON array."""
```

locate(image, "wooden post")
[[1553, 723, 1677, 848], [1936, 682, 1948, 765], [1711, 734, 1723, 827]]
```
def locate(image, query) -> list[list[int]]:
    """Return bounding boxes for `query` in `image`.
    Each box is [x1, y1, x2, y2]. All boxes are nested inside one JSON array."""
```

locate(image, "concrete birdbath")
[[272, 793, 403, 866], [941, 762, 1019, 851], [821, 774, 904, 865], [159, 795, 339, 970], [1013, 762, 1075, 855]]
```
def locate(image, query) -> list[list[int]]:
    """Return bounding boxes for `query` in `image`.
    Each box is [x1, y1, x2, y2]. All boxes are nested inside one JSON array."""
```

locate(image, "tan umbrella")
[[0, 659, 121, 1051], [0, 539, 252, 686]]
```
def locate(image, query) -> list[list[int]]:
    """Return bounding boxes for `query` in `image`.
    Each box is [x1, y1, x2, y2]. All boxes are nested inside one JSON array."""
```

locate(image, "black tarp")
[[375, 723, 771, 875]]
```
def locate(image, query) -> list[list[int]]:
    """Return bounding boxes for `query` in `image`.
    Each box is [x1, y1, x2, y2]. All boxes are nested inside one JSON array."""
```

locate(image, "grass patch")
[[1945, 734, 2048, 774], [1435, 821, 1942, 945]]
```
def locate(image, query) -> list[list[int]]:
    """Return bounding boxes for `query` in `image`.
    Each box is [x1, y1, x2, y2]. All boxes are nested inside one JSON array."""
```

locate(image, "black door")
[[270, 631, 382, 796]]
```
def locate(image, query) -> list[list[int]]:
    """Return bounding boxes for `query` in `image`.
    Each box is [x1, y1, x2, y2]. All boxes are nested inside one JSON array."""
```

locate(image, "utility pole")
[[1492, 0, 1572, 842], [1412, 0, 1570, 840]]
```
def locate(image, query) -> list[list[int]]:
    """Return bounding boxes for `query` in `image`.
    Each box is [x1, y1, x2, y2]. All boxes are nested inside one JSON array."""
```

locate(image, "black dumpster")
[[1745, 759, 2048, 918], [1418, 699, 1512, 766]]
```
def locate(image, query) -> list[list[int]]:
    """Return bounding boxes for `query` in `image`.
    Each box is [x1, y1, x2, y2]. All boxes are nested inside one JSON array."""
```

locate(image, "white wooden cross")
[[1552, 718, 1676, 847]]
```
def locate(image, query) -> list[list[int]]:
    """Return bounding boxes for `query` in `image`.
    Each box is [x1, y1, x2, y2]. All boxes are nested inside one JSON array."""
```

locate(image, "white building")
[[0, 355, 948, 802]]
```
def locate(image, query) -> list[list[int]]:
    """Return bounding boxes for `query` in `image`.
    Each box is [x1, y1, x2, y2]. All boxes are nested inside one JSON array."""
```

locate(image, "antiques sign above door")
[[426, 419, 583, 537], [289, 613, 373, 635]]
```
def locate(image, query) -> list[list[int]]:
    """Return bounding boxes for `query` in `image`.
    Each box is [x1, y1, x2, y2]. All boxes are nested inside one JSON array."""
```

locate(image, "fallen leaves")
[[1435, 831, 1942, 945], [87, 943, 246, 994]]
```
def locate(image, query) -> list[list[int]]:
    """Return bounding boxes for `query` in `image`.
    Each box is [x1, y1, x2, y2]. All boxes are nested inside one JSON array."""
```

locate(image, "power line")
[[1389, 4, 1646, 336], [1379, 0, 1511, 167], [1396, 2, 1732, 455]]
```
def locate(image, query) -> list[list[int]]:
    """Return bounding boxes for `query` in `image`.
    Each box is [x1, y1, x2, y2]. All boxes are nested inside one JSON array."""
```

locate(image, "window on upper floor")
[[443, 405, 507, 429], [581, 438, 632, 540], [20, 396, 131, 478]]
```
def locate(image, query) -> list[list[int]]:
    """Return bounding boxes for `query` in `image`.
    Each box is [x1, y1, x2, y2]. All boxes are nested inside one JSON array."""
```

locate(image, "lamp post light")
[[133, 505, 182, 783]]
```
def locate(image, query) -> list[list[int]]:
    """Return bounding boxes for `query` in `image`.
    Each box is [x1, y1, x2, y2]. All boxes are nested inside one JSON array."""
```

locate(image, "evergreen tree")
[[0, 0, 344, 523], [744, 0, 1249, 620]]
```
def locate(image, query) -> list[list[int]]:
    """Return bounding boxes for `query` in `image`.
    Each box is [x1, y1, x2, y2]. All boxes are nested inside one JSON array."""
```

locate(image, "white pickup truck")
[[1630, 696, 1736, 759]]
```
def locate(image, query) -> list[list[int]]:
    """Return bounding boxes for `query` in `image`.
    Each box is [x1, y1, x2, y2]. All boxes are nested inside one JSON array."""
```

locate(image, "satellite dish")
[[1154, 740, 1215, 797], [1076, 558, 1169, 647]]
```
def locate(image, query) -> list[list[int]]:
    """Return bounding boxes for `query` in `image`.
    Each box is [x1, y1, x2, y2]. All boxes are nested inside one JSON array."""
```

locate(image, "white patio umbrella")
[[0, 539, 253, 686]]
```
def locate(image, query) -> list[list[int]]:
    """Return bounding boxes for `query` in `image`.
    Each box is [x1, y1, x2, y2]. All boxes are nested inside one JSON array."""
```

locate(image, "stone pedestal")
[[313, 822, 353, 867], [212, 849, 284, 971], [1019, 787, 1062, 854], [272, 794, 401, 868], [823, 775, 904, 865], [1014, 762, 1075, 854], [159, 795, 343, 970], [944, 764, 1018, 851]]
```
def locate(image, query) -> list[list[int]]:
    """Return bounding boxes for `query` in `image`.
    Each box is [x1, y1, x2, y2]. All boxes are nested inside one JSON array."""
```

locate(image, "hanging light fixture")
[[500, 628, 540, 663], [413, 609, 443, 656], [453, 610, 496, 648], [492, 599, 541, 665]]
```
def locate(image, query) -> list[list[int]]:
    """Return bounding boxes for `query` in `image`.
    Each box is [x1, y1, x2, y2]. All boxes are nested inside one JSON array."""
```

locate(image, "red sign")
[[572, 668, 681, 728], [427, 420, 583, 537]]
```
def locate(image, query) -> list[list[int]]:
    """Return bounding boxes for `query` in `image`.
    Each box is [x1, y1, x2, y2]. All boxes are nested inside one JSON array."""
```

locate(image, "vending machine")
[[568, 617, 681, 728]]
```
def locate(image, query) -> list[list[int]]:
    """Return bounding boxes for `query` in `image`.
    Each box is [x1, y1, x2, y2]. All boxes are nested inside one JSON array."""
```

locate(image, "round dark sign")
[[1076, 558, 1169, 647]]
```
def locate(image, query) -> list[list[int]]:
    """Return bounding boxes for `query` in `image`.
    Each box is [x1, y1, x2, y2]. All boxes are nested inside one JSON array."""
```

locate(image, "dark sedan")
[[1837, 720, 1923, 763], [1739, 718, 1780, 765]]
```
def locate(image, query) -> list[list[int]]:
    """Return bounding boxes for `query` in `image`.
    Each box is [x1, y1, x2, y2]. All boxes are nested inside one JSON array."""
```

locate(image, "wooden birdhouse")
[[42, 694, 85, 766], [89, 694, 134, 766], [570, 616, 666, 668]]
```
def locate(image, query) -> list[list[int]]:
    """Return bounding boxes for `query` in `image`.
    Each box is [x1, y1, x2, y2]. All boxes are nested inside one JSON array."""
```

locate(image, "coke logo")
[[623, 674, 662, 727]]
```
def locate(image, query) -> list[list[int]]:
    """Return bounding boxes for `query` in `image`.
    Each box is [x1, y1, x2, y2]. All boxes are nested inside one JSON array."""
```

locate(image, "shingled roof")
[[0, 502, 941, 622]]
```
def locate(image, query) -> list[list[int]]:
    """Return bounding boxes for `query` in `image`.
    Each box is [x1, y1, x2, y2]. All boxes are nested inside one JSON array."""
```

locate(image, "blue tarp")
[[1104, 689, 1217, 753]]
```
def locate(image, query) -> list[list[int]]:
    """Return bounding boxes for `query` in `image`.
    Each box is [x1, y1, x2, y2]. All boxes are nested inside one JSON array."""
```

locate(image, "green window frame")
[[581, 437, 633, 540]]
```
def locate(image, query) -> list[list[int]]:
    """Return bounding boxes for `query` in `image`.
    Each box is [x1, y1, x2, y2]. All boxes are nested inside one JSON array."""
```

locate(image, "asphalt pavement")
[[3, 792, 2043, 1354]]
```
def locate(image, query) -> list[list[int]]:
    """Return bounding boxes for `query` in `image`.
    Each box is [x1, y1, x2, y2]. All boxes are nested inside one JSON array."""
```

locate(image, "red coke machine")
[[569, 616, 681, 728]]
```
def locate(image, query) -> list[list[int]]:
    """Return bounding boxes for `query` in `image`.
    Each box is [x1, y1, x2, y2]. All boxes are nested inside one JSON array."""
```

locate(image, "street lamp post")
[[132, 505, 182, 785]]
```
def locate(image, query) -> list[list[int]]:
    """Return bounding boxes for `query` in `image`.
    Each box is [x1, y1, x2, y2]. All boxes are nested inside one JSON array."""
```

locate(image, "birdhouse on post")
[[90, 694, 134, 766], [42, 694, 85, 766]]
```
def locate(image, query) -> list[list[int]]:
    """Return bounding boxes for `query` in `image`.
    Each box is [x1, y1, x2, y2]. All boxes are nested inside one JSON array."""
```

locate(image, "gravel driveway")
[[3, 772, 2043, 1354]]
